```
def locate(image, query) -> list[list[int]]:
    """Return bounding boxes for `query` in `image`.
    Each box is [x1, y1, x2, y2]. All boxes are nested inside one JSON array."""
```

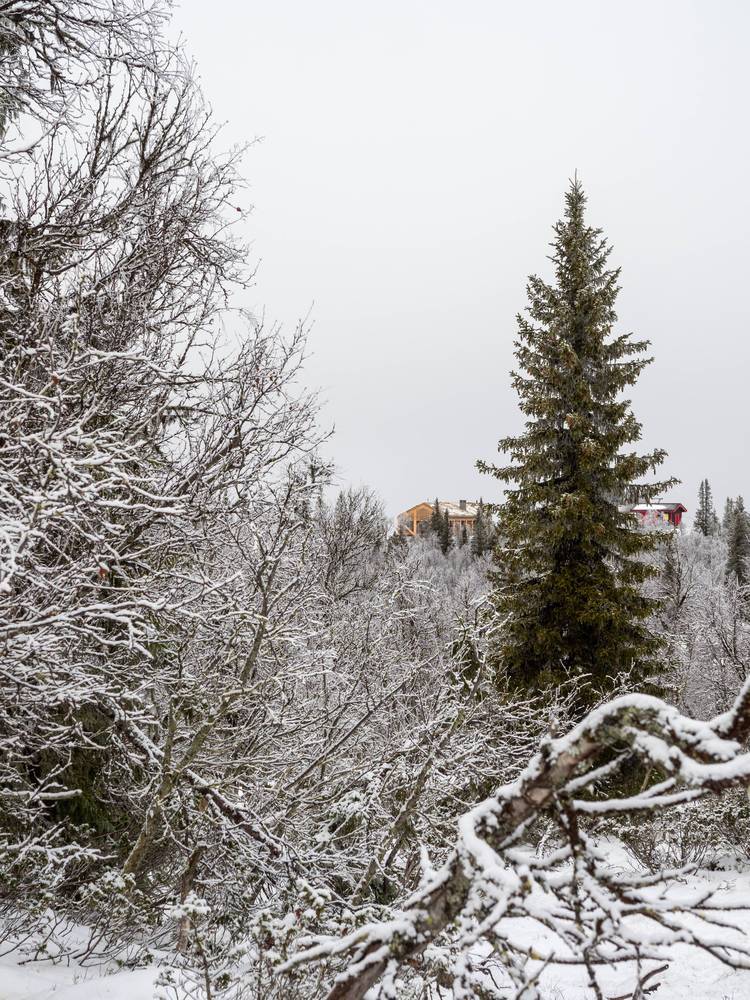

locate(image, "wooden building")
[[397, 499, 479, 539], [624, 502, 687, 528]]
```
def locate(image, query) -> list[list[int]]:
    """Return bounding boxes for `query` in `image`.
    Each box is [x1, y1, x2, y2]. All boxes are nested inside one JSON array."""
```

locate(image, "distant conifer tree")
[[430, 498, 442, 536], [471, 500, 491, 557], [726, 497, 750, 586], [440, 509, 452, 554], [694, 478, 718, 535], [722, 497, 736, 534], [478, 179, 676, 705], [460, 524, 468, 547]]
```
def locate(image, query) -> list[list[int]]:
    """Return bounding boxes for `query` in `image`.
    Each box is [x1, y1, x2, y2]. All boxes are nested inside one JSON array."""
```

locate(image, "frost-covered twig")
[[282, 678, 750, 999]]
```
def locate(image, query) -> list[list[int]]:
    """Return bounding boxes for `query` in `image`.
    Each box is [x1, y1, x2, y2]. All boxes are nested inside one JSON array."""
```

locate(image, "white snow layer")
[[4, 853, 750, 1000]]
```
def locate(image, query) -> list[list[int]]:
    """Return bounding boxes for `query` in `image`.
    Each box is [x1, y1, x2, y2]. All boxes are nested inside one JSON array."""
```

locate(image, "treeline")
[[694, 477, 750, 584]]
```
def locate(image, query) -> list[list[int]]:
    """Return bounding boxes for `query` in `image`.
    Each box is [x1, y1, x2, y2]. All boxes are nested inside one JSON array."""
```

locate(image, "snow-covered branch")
[[283, 678, 750, 1000]]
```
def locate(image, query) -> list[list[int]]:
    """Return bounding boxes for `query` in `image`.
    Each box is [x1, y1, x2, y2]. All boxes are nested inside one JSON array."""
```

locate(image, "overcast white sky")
[[173, 0, 749, 520]]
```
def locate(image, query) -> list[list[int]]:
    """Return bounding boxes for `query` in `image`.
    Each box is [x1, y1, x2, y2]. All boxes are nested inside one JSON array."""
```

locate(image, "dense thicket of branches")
[[1, 0, 327, 935], [0, 8, 522, 973], [287, 670, 750, 1000]]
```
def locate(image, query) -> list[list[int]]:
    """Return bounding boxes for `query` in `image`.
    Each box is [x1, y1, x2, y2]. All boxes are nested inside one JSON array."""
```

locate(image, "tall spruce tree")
[[726, 497, 750, 586], [478, 180, 675, 704], [694, 478, 718, 536]]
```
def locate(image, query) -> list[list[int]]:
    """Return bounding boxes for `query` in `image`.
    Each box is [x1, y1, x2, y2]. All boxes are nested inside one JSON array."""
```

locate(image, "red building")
[[627, 502, 687, 528]]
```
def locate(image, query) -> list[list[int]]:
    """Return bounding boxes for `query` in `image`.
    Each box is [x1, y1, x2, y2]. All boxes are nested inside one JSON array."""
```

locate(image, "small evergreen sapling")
[[478, 179, 676, 705]]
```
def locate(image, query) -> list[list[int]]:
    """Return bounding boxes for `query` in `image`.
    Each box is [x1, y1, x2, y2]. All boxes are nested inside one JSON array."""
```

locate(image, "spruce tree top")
[[479, 179, 676, 703]]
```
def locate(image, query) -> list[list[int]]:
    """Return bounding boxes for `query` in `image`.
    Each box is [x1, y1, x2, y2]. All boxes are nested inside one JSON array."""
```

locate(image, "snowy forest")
[[3, 4, 750, 1000]]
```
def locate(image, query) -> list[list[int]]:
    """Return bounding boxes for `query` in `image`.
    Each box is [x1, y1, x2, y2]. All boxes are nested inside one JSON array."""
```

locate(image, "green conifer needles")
[[479, 180, 676, 704]]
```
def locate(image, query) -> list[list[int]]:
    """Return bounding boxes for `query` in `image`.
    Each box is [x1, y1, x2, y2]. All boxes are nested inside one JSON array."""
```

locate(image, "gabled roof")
[[631, 502, 687, 513], [400, 499, 480, 518]]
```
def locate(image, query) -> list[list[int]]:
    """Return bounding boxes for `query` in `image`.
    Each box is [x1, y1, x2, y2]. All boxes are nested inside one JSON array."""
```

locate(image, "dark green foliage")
[[694, 478, 719, 536], [478, 180, 676, 705], [471, 500, 492, 558], [460, 525, 468, 547], [430, 498, 442, 536], [440, 509, 452, 554], [726, 496, 750, 586]]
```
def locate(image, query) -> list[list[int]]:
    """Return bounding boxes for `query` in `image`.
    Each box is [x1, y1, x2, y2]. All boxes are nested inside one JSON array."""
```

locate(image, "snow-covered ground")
[[4, 850, 750, 1000], [5, 946, 750, 1000], [510, 843, 750, 1000], [0, 959, 158, 999], [3, 934, 750, 1000]]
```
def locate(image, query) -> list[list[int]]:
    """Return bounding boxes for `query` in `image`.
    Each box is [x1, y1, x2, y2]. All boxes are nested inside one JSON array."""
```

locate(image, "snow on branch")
[[281, 678, 750, 1000]]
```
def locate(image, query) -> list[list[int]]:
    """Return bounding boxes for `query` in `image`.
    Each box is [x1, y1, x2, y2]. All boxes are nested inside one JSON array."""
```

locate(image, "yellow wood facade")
[[397, 500, 478, 538]]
